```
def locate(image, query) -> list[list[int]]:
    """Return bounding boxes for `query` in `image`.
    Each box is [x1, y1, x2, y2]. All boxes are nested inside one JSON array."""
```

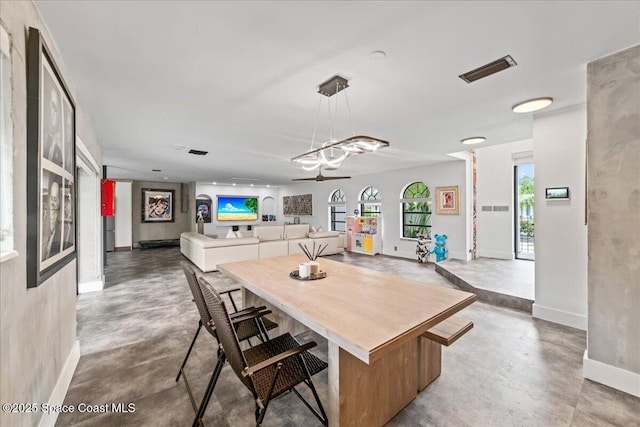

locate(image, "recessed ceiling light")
[[461, 136, 486, 145], [250, 184, 254, 187], [368, 50, 386, 61], [266, 185, 270, 188], [512, 97, 553, 113], [163, 177, 169, 180], [232, 183, 236, 186], [212, 182, 217, 185]]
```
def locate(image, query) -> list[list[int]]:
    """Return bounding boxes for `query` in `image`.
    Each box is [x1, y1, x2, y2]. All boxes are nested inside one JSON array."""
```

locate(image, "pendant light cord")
[[309, 94, 323, 150], [332, 80, 339, 142], [343, 87, 356, 137]]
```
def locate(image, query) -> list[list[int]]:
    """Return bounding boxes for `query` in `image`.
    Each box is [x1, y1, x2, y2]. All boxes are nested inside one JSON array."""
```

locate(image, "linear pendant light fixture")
[[290, 75, 389, 172]]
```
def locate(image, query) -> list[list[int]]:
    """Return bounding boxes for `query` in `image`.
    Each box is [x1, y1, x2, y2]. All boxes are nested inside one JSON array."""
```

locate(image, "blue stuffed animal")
[[429, 234, 448, 262]]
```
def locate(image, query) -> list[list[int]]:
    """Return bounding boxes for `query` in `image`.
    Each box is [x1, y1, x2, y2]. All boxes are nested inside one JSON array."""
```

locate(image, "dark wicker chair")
[[197, 277, 328, 427], [177, 261, 278, 423]]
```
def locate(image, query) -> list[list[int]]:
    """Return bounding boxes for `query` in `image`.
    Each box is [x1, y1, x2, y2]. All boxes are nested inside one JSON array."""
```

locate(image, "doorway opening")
[[76, 141, 103, 293], [514, 162, 535, 260]]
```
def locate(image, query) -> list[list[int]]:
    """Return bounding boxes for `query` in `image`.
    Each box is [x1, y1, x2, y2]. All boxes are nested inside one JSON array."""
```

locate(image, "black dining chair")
[[177, 261, 278, 422], [197, 277, 328, 426]]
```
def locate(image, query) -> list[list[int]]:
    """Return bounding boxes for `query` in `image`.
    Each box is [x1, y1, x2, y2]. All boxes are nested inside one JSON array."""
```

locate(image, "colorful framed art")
[[435, 186, 460, 215]]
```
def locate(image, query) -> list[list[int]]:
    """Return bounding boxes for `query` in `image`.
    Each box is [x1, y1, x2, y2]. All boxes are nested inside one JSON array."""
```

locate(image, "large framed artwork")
[[26, 27, 76, 288], [435, 186, 460, 215], [142, 188, 175, 222], [283, 194, 313, 216]]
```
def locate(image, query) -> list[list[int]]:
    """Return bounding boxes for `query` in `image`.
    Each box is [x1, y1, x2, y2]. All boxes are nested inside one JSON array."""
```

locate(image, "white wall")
[[195, 184, 281, 237], [114, 181, 132, 249], [279, 160, 468, 260], [532, 105, 588, 330], [475, 139, 534, 259]]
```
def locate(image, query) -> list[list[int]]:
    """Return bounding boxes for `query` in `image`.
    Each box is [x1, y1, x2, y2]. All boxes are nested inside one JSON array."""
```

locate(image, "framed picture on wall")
[[196, 198, 212, 223], [545, 187, 570, 200], [26, 27, 76, 288], [142, 188, 175, 222], [435, 186, 460, 215]]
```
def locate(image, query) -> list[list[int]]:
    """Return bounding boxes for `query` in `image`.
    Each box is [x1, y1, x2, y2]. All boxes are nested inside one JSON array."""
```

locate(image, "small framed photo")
[[545, 187, 570, 200], [195, 198, 212, 223], [142, 188, 175, 222], [435, 186, 460, 215]]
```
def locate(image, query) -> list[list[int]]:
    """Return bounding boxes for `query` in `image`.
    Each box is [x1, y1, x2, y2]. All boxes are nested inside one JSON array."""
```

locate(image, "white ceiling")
[[35, 1, 640, 186]]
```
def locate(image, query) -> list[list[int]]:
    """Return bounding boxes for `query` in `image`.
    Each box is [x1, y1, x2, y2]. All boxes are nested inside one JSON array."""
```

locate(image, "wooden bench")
[[417, 315, 473, 391]]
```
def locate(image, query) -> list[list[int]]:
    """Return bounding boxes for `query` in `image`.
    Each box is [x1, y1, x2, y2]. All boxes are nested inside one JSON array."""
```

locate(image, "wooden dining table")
[[218, 254, 476, 426]]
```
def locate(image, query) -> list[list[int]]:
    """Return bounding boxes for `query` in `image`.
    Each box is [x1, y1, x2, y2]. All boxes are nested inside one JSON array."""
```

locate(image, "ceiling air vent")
[[459, 55, 517, 83], [230, 177, 260, 182], [188, 149, 208, 156]]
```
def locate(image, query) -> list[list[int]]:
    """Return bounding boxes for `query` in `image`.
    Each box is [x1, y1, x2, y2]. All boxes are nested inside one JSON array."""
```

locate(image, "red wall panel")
[[101, 179, 115, 216]]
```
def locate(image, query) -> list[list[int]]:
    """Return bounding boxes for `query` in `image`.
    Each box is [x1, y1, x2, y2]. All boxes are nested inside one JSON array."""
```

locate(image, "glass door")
[[514, 162, 535, 260]]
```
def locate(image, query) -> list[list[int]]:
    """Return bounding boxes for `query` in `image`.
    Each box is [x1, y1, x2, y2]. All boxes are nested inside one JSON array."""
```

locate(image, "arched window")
[[359, 186, 381, 218], [401, 182, 431, 239], [328, 189, 346, 232]]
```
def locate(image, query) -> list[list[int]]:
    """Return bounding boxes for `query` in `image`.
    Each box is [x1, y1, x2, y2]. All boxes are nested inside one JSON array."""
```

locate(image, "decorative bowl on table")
[[290, 269, 327, 281]]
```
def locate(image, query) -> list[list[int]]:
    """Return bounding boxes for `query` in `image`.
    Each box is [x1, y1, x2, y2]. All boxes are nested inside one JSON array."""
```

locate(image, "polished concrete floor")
[[57, 248, 639, 426], [436, 258, 535, 313]]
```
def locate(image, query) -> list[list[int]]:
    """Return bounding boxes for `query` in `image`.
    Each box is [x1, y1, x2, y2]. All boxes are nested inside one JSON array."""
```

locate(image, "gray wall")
[[131, 180, 191, 245], [587, 44, 640, 373], [0, 1, 102, 426], [188, 181, 197, 232]]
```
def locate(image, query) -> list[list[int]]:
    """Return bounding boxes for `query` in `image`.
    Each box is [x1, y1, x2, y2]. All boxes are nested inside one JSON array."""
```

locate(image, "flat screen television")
[[216, 195, 259, 221]]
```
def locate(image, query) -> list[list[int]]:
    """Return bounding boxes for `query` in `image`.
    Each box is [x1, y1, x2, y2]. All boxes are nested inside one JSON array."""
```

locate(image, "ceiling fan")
[[292, 167, 351, 182]]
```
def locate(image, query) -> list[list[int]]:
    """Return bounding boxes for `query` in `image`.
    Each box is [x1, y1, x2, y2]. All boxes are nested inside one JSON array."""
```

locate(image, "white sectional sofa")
[[180, 224, 343, 272]]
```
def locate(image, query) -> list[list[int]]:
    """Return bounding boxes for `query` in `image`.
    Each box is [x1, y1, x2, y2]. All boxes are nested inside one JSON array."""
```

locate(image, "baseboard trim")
[[532, 303, 587, 330], [583, 350, 640, 398], [381, 249, 467, 262], [38, 340, 80, 427], [78, 279, 104, 293], [476, 250, 513, 260]]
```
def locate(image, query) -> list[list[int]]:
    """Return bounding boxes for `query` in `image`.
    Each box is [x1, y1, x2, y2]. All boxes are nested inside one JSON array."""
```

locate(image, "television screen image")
[[217, 196, 258, 221]]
